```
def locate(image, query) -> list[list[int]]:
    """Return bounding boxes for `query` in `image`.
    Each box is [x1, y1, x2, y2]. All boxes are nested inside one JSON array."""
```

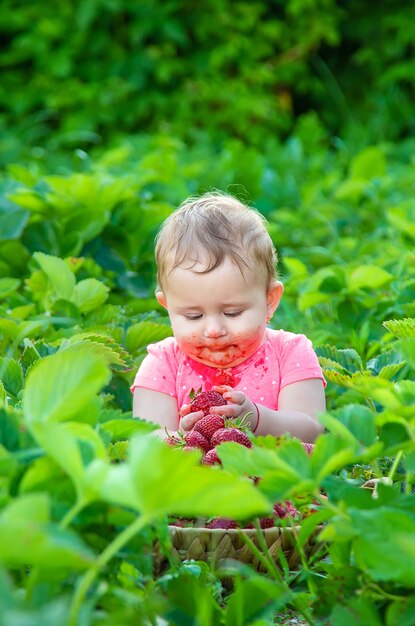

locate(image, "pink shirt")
[[131, 328, 325, 411]]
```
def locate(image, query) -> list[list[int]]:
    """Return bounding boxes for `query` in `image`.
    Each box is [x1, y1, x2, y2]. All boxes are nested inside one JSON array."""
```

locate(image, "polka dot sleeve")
[[275, 332, 326, 390], [130, 338, 179, 397]]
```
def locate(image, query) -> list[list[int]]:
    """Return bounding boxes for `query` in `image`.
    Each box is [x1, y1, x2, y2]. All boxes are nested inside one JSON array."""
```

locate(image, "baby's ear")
[[156, 291, 167, 309], [267, 280, 284, 315]]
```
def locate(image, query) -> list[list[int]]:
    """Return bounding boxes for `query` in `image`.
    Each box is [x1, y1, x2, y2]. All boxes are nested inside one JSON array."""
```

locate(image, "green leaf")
[[99, 434, 271, 519], [387, 206, 415, 242], [311, 431, 381, 481], [0, 277, 21, 298], [334, 179, 367, 202], [350, 146, 386, 181], [7, 189, 47, 213], [316, 345, 363, 374], [403, 451, 415, 474], [225, 575, 287, 625], [330, 597, 384, 626], [60, 332, 133, 370], [298, 290, 331, 311], [0, 493, 94, 570], [0, 358, 23, 397], [220, 440, 309, 483], [0, 207, 29, 241], [23, 343, 110, 424], [330, 405, 377, 447], [399, 338, 415, 369], [7, 163, 37, 186], [367, 349, 406, 379], [0, 407, 22, 451], [126, 321, 172, 354], [29, 422, 86, 496], [33, 251, 76, 300], [347, 265, 392, 292], [99, 417, 157, 441], [71, 278, 109, 313], [383, 318, 415, 338], [351, 508, 415, 586], [219, 440, 314, 501]]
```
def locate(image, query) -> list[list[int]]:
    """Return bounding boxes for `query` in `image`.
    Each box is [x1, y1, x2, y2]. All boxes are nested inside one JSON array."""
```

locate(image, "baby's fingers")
[[179, 403, 192, 418], [212, 385, 234, 395], [180, 410, 204, 432], [209, 404, 241, 419], [222, 390, 246, 405]]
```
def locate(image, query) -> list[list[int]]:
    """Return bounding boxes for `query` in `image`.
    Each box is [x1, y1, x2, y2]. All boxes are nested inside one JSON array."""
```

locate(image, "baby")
[[131, 192, 326, 442]]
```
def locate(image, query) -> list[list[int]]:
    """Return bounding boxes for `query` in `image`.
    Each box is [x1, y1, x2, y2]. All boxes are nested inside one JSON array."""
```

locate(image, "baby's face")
[[157, 258, 282, 368]]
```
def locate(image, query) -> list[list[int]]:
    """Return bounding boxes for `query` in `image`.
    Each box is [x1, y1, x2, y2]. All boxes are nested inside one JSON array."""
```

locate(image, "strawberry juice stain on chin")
[[180, 333, 268, 389]]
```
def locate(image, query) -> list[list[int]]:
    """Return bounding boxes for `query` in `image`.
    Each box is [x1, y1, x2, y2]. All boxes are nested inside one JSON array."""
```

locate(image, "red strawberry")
[[184, 430, 211, 453], [164, 433, 181, 447], [206, 517, 238, 529], [182, 444, 202, 452], [194, 414, 225, 441], [302, 442, 315, 455], [169, 516, 195, 527], [273, 500, 300, 519], [190, 390, 227, 416], [259, 517, 275, 529], [202, 448, 222, 465], [211, 427, 252, 448]]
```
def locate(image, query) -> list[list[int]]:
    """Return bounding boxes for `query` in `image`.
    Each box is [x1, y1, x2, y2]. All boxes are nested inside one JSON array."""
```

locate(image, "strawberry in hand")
[[190, 389, 227, 416], [179, 388, 227, 433]]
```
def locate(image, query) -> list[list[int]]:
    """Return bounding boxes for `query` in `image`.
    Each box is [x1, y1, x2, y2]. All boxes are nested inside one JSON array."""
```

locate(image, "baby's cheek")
[[177, 335, 198, 350]]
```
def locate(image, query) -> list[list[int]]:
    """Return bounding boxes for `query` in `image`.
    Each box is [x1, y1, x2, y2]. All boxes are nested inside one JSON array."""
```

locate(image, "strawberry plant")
[[0, 137, 415, 625]]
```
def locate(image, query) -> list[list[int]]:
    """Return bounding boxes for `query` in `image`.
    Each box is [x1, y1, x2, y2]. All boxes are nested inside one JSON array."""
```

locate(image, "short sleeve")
[[130, 338, 179, 397], [276, 332, 326, 390]]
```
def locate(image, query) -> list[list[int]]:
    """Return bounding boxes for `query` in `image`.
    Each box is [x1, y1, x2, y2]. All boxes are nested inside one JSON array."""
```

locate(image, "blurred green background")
[[1, 0, 414, 165], [1, 0, 415, 415]]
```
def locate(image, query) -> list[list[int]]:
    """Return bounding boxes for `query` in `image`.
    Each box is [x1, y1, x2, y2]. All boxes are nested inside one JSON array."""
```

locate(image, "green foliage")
[[1, 7, 415, 616], [1, 0, 414, 164]]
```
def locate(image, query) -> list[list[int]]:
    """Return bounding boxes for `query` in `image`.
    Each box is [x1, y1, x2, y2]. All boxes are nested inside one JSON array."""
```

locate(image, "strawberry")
[[194, 414, 225, 441], [190, 389, 227, 416], [302, 442, 315, 455], [169, 517, 193, 527], [182, 444, 204, 453], [202, 448, 222, 465], [273, 500, 300, 519], [184, 430, 211, 453], [164, 435, 181, 447], [211, 427, 252, 448], [259, 517, 275, 529], [206, 517, 238, 529]]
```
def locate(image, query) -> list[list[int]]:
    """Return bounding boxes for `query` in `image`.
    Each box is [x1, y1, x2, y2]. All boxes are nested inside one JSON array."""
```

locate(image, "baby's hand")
[[178, 403, 204, 433], [210, 385, 257, 428]]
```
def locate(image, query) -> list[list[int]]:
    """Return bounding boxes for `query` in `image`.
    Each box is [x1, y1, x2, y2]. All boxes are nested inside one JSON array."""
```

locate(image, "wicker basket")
[[154, 524, 319, 575]]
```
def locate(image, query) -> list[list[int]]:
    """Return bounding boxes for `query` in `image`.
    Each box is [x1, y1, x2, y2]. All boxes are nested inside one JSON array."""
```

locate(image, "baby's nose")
[[204, 319, 226, 338]]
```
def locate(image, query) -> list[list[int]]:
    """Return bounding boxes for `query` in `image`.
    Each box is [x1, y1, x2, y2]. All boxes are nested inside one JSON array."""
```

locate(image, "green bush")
[[1, 0, 414, 163]]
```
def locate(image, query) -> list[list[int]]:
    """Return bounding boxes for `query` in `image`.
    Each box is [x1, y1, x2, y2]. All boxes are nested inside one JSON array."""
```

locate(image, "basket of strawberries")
[[154, 390, 322, 574]]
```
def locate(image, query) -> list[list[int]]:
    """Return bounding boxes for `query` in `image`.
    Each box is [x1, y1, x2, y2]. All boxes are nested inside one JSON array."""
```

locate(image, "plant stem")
[[67, 514, 151, 626], [246, 522, 316, 626], [253, 519, 285, 583], [26, 499, 88, 602], [237, 529, 283, 584], [60, 498, 87, 529], [387, 450, 403, 482]]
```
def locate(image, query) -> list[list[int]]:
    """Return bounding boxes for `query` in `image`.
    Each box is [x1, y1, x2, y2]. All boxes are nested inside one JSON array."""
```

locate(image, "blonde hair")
[[155, 192, 278, 290]]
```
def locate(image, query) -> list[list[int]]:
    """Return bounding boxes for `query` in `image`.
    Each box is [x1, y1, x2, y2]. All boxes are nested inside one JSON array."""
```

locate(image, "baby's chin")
[[184, 344, 258, 369]]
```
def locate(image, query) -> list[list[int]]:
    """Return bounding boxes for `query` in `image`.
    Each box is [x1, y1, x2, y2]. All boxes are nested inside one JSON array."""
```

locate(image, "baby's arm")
[[133, 387, 179, 437], [211, 380, 325, 442], [133, 387, 205, 437]]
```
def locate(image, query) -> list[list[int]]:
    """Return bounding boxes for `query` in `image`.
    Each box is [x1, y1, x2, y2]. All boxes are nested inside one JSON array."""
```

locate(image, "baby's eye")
[[224, 311, 242, 318], [184, 314, 202, 320]]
